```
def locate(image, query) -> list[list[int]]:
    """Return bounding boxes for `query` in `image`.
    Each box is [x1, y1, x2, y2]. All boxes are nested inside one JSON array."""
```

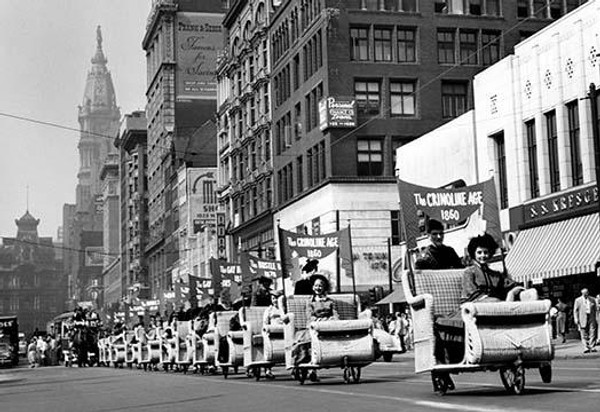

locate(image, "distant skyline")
[[0, 0, 151, 239]]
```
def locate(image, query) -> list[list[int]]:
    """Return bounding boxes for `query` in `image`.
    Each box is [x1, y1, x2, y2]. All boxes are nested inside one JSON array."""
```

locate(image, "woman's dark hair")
[[302, 258, 319, 273], [467, 233, 499, 259], [310, 273, 330, 293]]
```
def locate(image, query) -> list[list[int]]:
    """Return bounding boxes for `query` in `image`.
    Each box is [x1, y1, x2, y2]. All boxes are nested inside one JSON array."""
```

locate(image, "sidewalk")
[[553, 338, 600, 360]]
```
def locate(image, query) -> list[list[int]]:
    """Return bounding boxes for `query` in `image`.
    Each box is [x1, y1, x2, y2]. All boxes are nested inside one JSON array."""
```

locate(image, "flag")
[[397, 177, 501, 249], [278, 226, 354, 291], [189, 275, 214, 306], [240, 252, 281, 287], [209, 258, 242, 306]]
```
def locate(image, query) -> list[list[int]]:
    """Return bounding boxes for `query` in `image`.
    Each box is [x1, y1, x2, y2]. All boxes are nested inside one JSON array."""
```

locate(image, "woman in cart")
[[433, 233, 531, 391], [289, 274, 339, 382]]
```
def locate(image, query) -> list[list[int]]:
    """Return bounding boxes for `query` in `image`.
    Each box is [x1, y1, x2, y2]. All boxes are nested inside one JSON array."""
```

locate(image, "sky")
[[0, 0, 151, 240]]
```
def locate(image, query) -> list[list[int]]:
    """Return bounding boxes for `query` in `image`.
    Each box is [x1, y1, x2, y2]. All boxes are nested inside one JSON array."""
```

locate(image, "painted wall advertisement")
[[176, 12, 223, 100], [187, 168, 218, 233], [319, 97, 357, 131]]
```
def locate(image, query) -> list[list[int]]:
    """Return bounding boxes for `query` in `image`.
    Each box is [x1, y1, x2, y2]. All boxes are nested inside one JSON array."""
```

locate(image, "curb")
[[0, 375, 23, 385]]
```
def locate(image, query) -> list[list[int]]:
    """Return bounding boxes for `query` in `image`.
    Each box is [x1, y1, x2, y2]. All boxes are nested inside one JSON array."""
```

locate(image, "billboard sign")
[[176, 12, 223, 100], [319, 97, 357, 131]]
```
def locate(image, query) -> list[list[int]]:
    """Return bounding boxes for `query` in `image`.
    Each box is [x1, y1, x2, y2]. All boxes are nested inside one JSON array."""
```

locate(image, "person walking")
[[555, 298, 569, 343], [573, 288, 598, 353]]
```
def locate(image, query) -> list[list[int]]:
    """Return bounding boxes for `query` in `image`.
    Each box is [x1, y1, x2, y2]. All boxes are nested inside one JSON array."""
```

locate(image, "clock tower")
[[76, 26, 120, 218]]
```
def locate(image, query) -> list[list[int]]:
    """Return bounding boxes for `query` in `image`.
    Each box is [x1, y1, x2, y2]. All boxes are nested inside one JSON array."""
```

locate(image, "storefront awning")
[[505, 213, 600, 283], [374, 288, 406, 305]]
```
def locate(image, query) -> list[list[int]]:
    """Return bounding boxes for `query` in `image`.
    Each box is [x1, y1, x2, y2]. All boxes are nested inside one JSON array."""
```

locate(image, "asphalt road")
[[1, 357, 599, 412]]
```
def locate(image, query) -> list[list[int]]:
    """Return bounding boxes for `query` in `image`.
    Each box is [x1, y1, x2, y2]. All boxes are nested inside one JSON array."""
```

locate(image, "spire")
[[91, 25, 107, 65]]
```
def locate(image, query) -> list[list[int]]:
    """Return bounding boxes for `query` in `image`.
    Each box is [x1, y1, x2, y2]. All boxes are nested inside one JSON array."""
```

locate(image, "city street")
[[1, 356, 598, 412]]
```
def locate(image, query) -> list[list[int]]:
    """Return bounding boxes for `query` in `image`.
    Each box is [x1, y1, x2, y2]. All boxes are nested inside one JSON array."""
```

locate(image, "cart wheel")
[[255, 367, 261, 381], [299, 369, 308, 385], [383, 353, 393, 362], [431, 372, 448, 396], [500, 366, 525, 395], [343, 366, 352, 384], [351, 367, 361, 383], [539, 364, 552, 384]]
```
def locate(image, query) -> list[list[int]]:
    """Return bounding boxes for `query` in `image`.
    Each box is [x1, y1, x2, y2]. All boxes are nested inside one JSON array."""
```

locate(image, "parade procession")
[[1, 1, 600, 411]]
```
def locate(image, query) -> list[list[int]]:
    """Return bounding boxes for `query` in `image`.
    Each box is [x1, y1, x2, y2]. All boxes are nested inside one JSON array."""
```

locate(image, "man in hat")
[[415, 219, 463, 270], [252, 276, 274, 306], [294, 258, 318, 295]]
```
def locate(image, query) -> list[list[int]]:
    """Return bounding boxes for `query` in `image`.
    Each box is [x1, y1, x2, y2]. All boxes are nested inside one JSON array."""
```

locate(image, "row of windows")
[[272, 0, 323, 63], [353, 78, 469, 119], [435, 0, 501, 15], [275, 83, 323, 155], [232, 177, 273, 223], [356, 0, 418, 12], [0, 295, 49, 312], [274, 29, 323, 109], [277, 140, 327, 204], [351, 26, 417, 63], [437, 28, 502, 66], [231, 130, 272, 181], [495, 100, 584, 208], [517, 0, 587, 19]]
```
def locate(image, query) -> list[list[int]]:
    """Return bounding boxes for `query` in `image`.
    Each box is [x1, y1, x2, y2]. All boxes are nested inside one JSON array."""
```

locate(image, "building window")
[[545, 110, 560, 193], [441, 81, 468, 119], [294, 103, 303, 140], [297, 155, 304, 193], [397, 28, 416, 63], [525, 120, 539, 199], [390, 80, 416, 116], [374, 28, 393, 62], [459, 30, 478, 65], [355, 80, 381, 116], [434, 0, 448, 13], [33, 295, 41, 311], [399, 0, 418, 12], [481, 30, 501, 66], [312, 217, 321, 235], [533, 0, 548, 19], [567, 101, 582, 186], [357, 139, 383, 176], [10, 296, 18, 312], [293, 54, 300, 90], [350, 27, 369, 61], [437, 30, 455, 64], [391, 210, 401, 245], [492, 131, 508, 209]]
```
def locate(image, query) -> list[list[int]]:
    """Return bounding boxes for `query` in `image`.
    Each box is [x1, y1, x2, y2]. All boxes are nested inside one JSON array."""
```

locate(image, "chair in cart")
[[401, 269, 554, 395], [283, 294, 375, 384]]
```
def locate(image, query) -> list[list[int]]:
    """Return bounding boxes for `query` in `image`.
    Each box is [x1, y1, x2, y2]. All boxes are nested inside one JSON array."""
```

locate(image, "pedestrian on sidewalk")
[[556, 298, 569, 343], [573, 288, 597, 353]]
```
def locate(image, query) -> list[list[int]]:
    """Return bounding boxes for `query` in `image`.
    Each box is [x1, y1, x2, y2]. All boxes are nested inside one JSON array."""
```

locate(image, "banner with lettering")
[[278, 227, 354, 292], [397, 178, 501, 248], [188, 275, 214, 307], [240, 253, 282, 286], [209, 258, 243, 306]]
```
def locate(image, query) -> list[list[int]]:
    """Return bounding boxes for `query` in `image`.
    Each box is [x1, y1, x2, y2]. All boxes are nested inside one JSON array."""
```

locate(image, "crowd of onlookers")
[[26, 334, 60, 368]]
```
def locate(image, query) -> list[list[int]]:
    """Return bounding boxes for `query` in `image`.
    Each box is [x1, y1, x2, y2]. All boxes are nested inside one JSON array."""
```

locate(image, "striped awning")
[[505, 213, 600, 284]]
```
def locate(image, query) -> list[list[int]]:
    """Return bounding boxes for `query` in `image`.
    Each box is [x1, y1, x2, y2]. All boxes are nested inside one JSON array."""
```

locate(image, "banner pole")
[[347, 219, 357, 305], [276, 220, 288, 314]]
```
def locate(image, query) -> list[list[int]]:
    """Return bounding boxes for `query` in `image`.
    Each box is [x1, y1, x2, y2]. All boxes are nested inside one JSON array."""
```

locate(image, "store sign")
[[319, 97, 357, 131], [216, 212, 227, 259], [525, 184, 599, 225]]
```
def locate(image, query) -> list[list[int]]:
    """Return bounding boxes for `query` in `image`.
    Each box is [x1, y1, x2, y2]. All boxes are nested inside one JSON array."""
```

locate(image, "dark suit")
[[415, 244, 463, 270]]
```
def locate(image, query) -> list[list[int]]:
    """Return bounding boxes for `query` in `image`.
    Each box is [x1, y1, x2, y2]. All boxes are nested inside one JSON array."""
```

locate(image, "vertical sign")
[[176, 12, 224, 100], [216, 212, 227, 259]]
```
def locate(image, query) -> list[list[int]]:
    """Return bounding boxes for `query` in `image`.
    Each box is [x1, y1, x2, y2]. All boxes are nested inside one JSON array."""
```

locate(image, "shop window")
[[357, 139, 383, 176], [390, 80, 416, 116], [441, 81, 468, 119]]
